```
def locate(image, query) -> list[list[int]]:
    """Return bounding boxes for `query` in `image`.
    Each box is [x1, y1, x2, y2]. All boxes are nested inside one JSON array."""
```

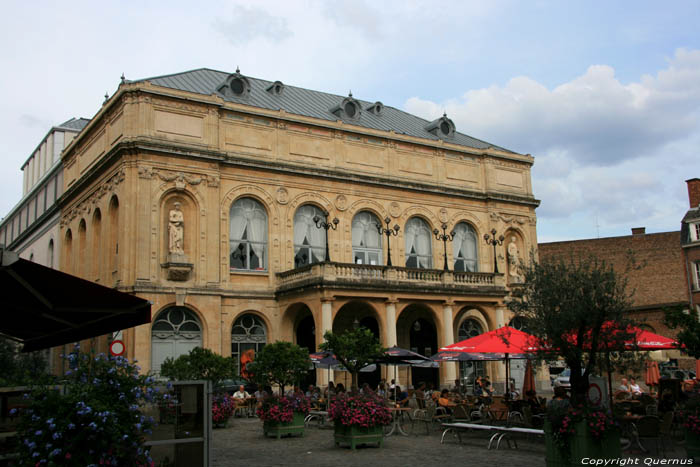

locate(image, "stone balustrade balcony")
[[275, 262, 506, 297]]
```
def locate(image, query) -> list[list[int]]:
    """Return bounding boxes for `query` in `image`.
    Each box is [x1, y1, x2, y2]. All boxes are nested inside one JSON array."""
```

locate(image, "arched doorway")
[[397, 305, 439, 388], [457, 317, 486, 392], [333, 301, 382, 389], [296, 314, 316, 389], [231, 313, 267, 378], [151, 306, 202, 376]]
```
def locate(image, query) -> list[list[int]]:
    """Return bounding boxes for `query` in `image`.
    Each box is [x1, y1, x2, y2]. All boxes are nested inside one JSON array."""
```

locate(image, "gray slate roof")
[[58, 118, 90, 131], [137, 68, 514, 153]]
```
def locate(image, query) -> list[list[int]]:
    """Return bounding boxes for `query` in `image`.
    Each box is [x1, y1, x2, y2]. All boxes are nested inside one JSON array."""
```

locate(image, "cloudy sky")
[[1, 0, 699, 242]]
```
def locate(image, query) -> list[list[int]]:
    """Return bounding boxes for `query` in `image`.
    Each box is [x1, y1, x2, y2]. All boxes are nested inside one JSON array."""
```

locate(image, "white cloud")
[[214, 6, 293, 44], [405, 48, 700, 240]]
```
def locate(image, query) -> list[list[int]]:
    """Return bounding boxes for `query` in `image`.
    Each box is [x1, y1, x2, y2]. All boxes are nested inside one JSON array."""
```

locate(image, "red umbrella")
[[569, 323, 679, 351], [645, 361, 660, 387], [439, 326, 543, 398], [522, 359, 536, 395]]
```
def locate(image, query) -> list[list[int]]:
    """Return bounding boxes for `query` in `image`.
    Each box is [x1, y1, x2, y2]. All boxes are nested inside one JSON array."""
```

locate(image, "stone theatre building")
[[54, 68, 540, 388]]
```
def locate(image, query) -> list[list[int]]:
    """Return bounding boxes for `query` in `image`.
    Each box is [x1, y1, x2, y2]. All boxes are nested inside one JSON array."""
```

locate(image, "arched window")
[[229, 198, 268, 271], [78, 219, 87, 277], [47, 239, 54, 269], [232, 314, 267, 377], [293, 205, 326, 267], [352, 211, 382, 265], [453, 222, 478, 272], [405, 217, 432, 269], [108, 196, 119, 275], [151, 307, 202, 375], [458, 318, 484, 340], [508, 317, 529, 332], [64, 229, 73, 274], [92, 209, 102, 280]]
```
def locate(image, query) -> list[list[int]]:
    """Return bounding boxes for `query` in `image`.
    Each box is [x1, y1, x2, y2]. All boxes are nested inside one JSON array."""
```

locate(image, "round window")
[[344, 102, 356, 118], [231, 78, 245, 95], [440, 121, 451, 135]]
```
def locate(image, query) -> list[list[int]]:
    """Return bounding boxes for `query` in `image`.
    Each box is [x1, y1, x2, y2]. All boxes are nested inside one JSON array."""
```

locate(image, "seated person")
[[618, 377, 631, 394], [479, 380, 494, 404], [414, 383, 427, 408], [233, 385, 250, 399], [324, 381, 336, 399], [524, 389, 544, 414], [377, 382, 387, 398], [548, 386, 571, 412], [391, 385, 409, 406], [507, 382, 520, 401], [628, 377, 643, 397], [438, 389, 456, 413]]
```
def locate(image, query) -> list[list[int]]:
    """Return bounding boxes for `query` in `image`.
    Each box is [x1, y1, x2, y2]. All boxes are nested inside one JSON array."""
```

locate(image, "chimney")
[[631, 227, 645, 236], [687, 178, 700, 208]]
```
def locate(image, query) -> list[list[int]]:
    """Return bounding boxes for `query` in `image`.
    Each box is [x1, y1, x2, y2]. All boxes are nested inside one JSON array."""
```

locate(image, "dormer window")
[[425, 113, 455, 138], [330, 93, 361, 120], [216, 68, 251, 98], [366, 101, 383, 115], [266, 81, 284, 95]]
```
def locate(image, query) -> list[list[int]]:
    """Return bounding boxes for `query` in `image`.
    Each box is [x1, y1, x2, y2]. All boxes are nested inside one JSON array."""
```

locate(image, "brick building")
[[681, 178, 700, 315]]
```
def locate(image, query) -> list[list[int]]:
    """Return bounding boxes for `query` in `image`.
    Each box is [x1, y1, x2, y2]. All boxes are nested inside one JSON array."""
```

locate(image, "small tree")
[[320, 328, 385, 390], [0, 336, 52, 386], [248, 341, 310, 396], [664, 305, 700, 359], [508, 254, 634, 405], [159, 347, 233, 385]]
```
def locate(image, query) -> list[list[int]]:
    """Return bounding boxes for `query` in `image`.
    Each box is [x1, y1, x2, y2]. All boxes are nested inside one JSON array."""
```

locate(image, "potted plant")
[[328, 392, 392, 449], [545, 403, 620, 466], [509, 255, 630, 466], [212, 393, 235, 428], [679, 394, 700, 460], [257, 393, 310, 439]]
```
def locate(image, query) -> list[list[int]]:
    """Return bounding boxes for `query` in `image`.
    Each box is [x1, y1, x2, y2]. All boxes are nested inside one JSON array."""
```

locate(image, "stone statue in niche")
[[168, 202, 185, 255], [507, 236, 521, 282]]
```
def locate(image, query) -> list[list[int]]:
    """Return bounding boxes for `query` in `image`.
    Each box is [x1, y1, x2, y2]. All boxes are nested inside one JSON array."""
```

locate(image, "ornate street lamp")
[[313, 211, 339, 262], [376, 217, 400, 266], [433, 223, 456, 271], [483, 228, 505, 274]]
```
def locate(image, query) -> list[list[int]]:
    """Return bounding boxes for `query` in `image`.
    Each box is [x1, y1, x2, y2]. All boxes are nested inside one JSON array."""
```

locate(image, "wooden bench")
[[441, 422, 544, 449]]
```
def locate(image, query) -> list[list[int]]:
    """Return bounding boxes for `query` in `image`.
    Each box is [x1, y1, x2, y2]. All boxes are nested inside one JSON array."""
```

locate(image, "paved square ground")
[[211, 417, 692, 467]]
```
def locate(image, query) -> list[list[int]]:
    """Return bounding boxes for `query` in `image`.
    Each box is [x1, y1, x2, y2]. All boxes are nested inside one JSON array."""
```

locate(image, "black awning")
[[0, 248, 151, 352]]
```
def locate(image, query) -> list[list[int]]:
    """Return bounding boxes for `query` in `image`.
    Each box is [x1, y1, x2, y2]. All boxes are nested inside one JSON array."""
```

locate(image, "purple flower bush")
[[15, 345, 168, 466], [212, 394, 235, 425], [328, 393, 392, 428], [257, 394, 310, 423]]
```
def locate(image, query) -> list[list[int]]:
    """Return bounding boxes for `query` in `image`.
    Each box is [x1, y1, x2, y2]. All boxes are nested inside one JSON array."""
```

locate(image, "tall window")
[[230, 198, 268, 271], [294, 205, 326, 267], [405, 217, 432, 268], [453, 222, 478, 272], [352, 211, 382, 265], [691, 223, 700, 242], [694, 262, 700, 290], [232, 314, 267, 376], [151, 307, 202, 375], [47, 239, 54, 269]]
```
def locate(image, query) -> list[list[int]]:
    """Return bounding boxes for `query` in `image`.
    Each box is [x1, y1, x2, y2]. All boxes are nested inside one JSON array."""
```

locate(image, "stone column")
[[318, 297, 334, 387], [385, 299, 398, 348], [494, 305, 507, 393], [442, 301, 457, 385]]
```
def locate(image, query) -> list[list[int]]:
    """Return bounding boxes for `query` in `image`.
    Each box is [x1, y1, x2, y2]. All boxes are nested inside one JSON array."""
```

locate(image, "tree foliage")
[[664, 305, 700, 359], [508, 254, 634, 405], [159, 347, 233, 385], [320, 328, 385, 390], [0, 336, 52, 387], [247, 341, 310, 396]]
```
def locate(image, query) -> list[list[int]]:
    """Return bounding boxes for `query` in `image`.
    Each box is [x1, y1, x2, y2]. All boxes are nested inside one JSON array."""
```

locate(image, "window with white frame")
[[694, 261, 700, 290], [230, 198, 268, 271], [352, 211, 382, 265], [452, 222, 478, 272], [293, 205, 326, 267], [691, 222, 700, 242], [405, 217, 432, 269]]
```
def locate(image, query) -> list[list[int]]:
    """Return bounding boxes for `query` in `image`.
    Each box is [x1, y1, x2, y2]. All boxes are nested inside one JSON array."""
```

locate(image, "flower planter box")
[[544, 419, 621, 467], [263, 412, 305, 439], [334, 422, 384, 450], [686, 430, 700, 461], [213, 417, 231, 429]]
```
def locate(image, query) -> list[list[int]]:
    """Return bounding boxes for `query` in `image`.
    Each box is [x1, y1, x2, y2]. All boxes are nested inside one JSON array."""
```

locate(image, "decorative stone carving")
[[490, 212, 527, 225], [60, 168, 125, 226], [206, 175, 220, 187], [507, 236, 521, 283], [389, 202, 401, 218], [161, 260, 193, 281], [335, 194, 347, 211], [138, 166, 153, 179], [168, 203, 185, 255], [276, 187, 289, 205], [439, 208, 449, 223]]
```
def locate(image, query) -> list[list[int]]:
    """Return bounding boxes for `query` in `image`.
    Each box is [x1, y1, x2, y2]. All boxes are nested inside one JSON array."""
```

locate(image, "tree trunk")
[[569, 360, 589, 406], [351, 371, 358, 391]]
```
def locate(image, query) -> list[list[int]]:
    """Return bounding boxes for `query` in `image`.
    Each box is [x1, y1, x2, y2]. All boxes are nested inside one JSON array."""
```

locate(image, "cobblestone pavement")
[[212, 417, 694, 467]]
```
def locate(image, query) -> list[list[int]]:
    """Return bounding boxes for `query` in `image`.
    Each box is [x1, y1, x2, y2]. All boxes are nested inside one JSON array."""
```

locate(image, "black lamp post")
[[313, 211, 339, 262], [483, 228, 505, 273], [376, 217, 400, 266], [433, 223, 456, 271]]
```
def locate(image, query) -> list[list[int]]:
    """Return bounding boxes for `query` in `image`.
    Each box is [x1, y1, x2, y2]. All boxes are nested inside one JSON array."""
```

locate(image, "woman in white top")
[[628, 377, 643, 396]]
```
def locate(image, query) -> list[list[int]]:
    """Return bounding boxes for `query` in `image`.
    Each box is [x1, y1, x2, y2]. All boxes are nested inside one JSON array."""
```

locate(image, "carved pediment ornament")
[[490, 212, 527, 226]]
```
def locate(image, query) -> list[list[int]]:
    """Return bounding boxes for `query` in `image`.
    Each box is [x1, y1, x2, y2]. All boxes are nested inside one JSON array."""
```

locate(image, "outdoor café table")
[[618, 414, 647, 453], [385, 407, 412, 437]]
